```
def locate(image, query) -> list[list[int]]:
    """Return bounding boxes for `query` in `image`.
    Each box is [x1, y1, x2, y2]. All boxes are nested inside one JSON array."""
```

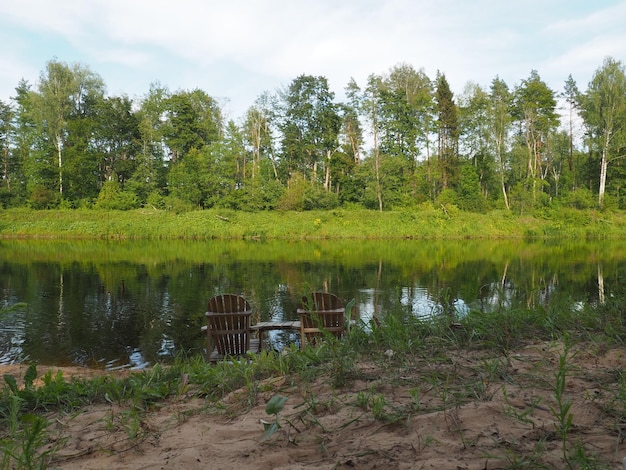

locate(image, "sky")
[[1, 0, 625, 121]]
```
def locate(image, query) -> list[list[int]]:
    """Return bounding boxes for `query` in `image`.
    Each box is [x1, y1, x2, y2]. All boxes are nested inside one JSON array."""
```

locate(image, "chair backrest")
[[297, 292, 345, 347], [206, 294, 252, 357]]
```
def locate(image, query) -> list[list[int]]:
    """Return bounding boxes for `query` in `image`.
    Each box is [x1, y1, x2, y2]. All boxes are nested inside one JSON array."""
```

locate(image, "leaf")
[[3, 374, 18, 394], [265, 394, 288, 416], [24, 364, 37, 389], [260, 421, 280, 442]]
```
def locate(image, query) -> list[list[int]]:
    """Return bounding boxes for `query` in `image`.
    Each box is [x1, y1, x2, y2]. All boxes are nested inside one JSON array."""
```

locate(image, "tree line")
[[0, 57, 625, 213]]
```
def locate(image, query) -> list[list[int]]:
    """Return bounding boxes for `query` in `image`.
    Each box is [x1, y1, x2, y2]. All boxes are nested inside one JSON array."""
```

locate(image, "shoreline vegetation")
[[1, 207, 626, 240]]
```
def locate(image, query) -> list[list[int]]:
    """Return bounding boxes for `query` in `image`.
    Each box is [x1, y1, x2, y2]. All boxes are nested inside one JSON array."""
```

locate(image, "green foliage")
[[561, 187, 597, 209], [95, 178, 140, 210], [436, 188, 458, 207], [456, 164, 488, 212], [28, 186, 58, 209], [2, 207, 626, 240], [261, 394, 288, 442], [4, 56, 626, 217], [236, 178, 284, 211], [277, 175, 339, 211]]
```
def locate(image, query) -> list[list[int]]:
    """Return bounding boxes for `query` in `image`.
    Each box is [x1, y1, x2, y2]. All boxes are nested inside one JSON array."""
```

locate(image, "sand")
[[2, 340, 626, 469]]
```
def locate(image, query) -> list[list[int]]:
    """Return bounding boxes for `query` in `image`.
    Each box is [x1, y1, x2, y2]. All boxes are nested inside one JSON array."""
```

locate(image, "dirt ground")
[[3, 340, 626, 469]]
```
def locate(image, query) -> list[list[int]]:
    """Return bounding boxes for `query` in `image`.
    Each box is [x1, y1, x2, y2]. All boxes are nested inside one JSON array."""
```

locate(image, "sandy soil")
[[3, 340, 626, 469]]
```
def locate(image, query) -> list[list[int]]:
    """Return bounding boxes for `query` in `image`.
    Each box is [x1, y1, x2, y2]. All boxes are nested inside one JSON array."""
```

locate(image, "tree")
[[29, 60, 105, 200], [363, 74, 385, 211], [489, 77, 513, 209], [435, 72, 459, 192], [92, 95, 141, 196], [458, 82, 495, 202], [161, 89, 222, 162], [562, 75, 580, 174], [135, 83, 169, 201], [379, 64, 432, 163], [279, 75, 341, 190], [10, 80, 36, 205], [579, 57, 626, 207], [378, 64, 434, 202], [512, 70, 558, 205], [342, 79, 364, 165], [0, 99, 15, 192], [242, 92, 277, 181]]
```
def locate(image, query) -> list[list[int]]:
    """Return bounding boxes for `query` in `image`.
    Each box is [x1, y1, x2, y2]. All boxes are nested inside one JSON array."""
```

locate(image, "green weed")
[[549, 337, 575, 468], [261, 394, 288, 442]]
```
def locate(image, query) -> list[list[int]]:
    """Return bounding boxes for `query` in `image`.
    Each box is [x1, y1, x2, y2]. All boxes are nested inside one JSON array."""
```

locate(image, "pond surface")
[[0, 239, 624, 370]]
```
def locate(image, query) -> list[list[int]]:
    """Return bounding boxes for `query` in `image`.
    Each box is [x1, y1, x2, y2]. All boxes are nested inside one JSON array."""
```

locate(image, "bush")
[[436, 188, 457, 207], [562, 188, 596, 209], [95, 180, 140, 210], [28, 187, 59, 209], [146, 191, 166, 210], [277, 174, 339, 211], [164, 196, 196, 213]]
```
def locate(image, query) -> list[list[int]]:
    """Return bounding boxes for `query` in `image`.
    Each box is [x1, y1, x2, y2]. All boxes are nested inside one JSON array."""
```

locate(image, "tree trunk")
[[3, 144, 9, 191], [373, 125, 382, 212], [57, 133, 63, 195], [568, 103, 574, 173], [324, 149, 331, 191], [598, 152, 608, 207], [496, 135, 510, 210], [598, 135, 610, 207]]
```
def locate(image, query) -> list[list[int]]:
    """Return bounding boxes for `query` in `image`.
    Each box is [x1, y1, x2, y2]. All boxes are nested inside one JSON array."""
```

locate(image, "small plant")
[[502, 386, 542, 425], [6, 413, 57, 470], [0, 368, 60, 470], [549, 337, 575, 468], [355, 390, 370, 410], [261, 394, 288, 442], [371, 394, 387, 421], [409, 388, 421, 412]]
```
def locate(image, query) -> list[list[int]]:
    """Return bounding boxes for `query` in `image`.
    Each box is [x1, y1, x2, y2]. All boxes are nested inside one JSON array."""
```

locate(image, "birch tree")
[[579, 57, 626, 207], [30, 60, 104, 197]]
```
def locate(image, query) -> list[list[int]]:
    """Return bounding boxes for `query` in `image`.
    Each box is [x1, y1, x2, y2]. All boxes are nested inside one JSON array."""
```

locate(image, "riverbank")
[[3, 338, 626, 469], [0, 207, 624, 239]]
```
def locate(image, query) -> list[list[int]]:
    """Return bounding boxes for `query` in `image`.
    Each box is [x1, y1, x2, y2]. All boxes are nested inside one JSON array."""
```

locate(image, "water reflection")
[[0, 239, 623, 369]]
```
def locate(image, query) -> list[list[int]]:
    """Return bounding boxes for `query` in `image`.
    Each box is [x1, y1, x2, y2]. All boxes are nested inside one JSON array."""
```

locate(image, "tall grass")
[[1, 207, 625, 240]]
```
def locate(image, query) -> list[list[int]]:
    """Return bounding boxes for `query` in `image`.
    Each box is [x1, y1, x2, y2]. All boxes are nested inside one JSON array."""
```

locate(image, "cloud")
[[1, 0, 624, 117]]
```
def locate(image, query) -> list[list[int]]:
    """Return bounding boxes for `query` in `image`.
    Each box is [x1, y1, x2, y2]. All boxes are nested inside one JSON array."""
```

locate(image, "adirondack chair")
[[205, 294, 260, 361], [297, 292, 345, 347]]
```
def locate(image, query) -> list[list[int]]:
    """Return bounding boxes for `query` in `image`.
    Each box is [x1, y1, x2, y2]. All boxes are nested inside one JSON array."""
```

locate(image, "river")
[[0, 239, 623, 369]]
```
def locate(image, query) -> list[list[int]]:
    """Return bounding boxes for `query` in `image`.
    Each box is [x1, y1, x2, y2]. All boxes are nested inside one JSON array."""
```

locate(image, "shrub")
[[436, 188, 458, 207], [562, 188, 596, 210], [28, 187, 59, 209], [95, 180, 140, 210]]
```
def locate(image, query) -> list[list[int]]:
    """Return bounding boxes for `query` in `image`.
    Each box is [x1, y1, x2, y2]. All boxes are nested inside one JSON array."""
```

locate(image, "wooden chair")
[[297, 292, 345, 347], [205, 294, 260, 362]]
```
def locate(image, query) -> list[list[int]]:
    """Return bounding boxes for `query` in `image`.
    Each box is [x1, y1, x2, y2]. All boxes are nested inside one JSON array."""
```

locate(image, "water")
[[0, 238, 623, 370]]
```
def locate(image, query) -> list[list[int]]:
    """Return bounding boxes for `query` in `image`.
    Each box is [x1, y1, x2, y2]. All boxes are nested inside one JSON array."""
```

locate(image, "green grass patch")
[[1, 207, 626, 240]]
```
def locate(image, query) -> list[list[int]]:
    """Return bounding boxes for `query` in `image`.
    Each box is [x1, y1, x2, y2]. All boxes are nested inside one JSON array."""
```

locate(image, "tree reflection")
[[0, 239, 623, 367]]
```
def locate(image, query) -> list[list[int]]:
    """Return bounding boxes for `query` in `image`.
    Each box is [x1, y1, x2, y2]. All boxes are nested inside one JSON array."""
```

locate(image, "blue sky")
[[1, 0, 625, 120]]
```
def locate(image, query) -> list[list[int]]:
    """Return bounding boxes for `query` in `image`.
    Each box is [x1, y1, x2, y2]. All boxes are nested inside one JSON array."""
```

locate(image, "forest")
[[0, 57, 625, 214]]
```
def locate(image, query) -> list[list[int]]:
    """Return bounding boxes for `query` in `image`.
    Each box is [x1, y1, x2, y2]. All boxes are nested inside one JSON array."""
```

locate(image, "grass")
[[1, 207, 626, 240], [1, 294, 626, 467]]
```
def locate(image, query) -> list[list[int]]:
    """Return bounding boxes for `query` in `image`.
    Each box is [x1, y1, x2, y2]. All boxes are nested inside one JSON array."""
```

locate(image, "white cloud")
[[0, 0, 624, 116]]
